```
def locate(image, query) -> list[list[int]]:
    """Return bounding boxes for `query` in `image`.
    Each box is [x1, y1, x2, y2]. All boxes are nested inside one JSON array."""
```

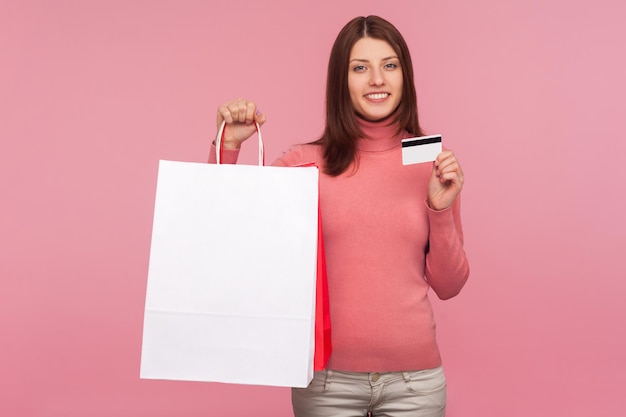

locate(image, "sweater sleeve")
[[208, 144, 240, 164], [208, 144, 306, 167], [271, 145, 307, 167], [424, 194, 470, 300]]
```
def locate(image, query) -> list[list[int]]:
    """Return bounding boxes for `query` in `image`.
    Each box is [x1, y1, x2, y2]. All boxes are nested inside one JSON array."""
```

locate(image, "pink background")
[[2, 0, 625, 416]]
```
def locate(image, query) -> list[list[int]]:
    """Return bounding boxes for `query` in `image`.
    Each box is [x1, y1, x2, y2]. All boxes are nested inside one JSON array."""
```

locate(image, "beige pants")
[[292, 366, 446, 417]]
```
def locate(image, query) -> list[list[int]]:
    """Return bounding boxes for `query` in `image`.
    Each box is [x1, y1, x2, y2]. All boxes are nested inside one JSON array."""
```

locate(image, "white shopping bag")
[[140, 123, 320, 387]]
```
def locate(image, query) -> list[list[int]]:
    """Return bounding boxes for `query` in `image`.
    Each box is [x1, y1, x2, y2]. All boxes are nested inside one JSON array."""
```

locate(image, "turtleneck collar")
[[356, 116, 406, 152]]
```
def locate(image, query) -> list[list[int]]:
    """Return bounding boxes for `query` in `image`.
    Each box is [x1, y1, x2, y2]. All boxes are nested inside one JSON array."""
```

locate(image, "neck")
[[356, 117, 404, 152]]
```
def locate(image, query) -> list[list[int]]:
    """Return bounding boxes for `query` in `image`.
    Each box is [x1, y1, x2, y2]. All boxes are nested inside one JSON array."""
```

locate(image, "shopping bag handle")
[[215, 120, 265, 166]]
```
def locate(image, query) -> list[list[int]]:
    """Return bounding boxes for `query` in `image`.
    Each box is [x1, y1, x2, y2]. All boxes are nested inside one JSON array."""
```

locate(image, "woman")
[[211, 15, 469, 417]]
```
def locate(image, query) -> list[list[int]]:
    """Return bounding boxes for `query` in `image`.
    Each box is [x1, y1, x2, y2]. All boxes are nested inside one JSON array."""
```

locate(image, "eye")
[[384, 62, 398, 70], [352, 65, 366, 72]]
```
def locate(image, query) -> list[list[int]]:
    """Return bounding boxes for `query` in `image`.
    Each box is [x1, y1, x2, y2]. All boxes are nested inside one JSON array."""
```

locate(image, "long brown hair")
[[316, 15, 424, 176]]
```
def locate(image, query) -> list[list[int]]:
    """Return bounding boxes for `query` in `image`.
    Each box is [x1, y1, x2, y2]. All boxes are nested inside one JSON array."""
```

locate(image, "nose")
[[369, 67, 384, 86]]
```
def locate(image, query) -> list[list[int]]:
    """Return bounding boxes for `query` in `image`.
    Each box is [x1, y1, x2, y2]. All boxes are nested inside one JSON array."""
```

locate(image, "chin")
[[356, 103, 400, 123], [356, 111, 395, 123]]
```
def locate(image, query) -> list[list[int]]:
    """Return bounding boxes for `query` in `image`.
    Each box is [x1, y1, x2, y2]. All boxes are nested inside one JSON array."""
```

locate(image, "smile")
[[365, 93, 389, 100]]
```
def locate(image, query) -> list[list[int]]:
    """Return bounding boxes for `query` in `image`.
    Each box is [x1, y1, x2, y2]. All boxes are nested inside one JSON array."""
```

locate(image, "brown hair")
[[316, 15, 424, 176]]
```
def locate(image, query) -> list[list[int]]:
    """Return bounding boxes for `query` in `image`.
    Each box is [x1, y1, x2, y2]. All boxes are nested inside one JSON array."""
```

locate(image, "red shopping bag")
[[314, 206, 331, 370]]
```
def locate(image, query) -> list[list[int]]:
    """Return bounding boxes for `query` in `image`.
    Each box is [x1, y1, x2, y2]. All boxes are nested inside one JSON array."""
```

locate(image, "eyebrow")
[[349, 56, 399, 63]]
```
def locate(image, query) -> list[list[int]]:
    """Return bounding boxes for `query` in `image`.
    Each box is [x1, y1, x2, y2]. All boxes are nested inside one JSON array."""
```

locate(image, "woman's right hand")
[[216, 99, 266, 149]]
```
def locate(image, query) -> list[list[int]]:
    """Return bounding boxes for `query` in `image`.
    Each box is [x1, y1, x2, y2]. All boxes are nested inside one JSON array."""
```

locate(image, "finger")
[[224, 100, 238, 122], [436, 152, 463, 176], [439, 169, 464, 188], [254, 108, 267, 126], [230, 99, 247, 123], [435, 154, 463, 181], [438, 159, 461, 175], [434, 150, 454, 168], [244, 102, 256, 125], [439, 166, 464, 186], [431, 160, 439, 176], [218, 99, 265, 128], [217, 104, 234, 125], [435, 156, 455, 179]]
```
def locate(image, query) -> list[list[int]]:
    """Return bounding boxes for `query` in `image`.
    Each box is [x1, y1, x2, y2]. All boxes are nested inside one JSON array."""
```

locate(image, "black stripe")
[[402, 136, 442, 148]]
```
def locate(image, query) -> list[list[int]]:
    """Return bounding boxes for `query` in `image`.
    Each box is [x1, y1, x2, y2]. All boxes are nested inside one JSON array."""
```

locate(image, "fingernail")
[[255, 109, 260, 115]]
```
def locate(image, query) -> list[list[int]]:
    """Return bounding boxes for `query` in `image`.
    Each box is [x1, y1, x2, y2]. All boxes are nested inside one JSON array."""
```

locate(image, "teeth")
[[366, 93, 389, 100]]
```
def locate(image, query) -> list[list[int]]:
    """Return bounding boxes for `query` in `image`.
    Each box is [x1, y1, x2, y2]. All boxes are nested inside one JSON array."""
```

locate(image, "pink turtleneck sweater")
[[209, 119, 469, 372]]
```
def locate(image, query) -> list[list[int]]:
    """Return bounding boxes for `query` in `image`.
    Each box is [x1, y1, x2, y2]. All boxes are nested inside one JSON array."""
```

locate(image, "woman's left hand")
[[427, 150, 465, 211]]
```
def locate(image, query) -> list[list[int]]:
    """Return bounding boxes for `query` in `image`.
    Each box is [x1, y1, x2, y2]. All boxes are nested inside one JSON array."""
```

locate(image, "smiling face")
[[348, 37, 403, 122]]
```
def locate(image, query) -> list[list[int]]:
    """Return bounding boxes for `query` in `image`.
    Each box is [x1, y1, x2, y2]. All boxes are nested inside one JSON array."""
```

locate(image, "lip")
[[364, 92, 390, 102]]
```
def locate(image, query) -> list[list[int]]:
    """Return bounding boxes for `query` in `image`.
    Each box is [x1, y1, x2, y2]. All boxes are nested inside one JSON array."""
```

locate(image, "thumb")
[[254, 109, 267, 126]]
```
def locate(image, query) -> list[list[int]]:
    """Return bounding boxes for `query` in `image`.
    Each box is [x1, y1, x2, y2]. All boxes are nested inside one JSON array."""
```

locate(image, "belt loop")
[[402, 371, 411, 382], [325, 369, 333, 389]]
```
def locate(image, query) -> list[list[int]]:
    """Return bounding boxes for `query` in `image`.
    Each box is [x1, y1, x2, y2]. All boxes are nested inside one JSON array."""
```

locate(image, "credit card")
[[401, 135, 442, 165]]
